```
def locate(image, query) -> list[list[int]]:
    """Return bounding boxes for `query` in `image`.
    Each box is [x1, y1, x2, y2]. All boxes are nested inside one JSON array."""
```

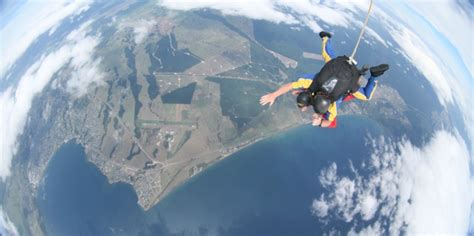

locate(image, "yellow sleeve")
[[325, 102, 338, 122], [291, 78, 313, 89]]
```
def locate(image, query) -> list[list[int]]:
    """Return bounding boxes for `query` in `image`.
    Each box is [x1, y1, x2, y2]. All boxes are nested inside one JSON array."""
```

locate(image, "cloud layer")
[[378, 1, 473, 143], [0, 21, 103, 180], [160, 0, 298, 24], [64, 21, 104, 97], [0, 0, 92, 79], [0, 207, 18, 236], [158, 0, 387, 45], [132, 19, 158, 45], [312, 131, 472, 235], [407, 1, 473, 77]]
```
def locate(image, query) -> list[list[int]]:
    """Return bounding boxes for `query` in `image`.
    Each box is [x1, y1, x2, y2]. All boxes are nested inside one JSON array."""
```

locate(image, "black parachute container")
[[308, 56, 361, 102], [308, 0, 374, 103]]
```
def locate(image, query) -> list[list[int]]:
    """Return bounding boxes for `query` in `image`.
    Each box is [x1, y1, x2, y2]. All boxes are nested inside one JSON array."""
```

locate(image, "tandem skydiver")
[[259, 31, 389, 128]]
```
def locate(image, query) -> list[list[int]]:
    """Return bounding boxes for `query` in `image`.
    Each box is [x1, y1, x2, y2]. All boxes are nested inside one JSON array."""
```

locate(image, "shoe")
[[359, 64, 369, 75], [370, 64, 389, 77], [319, 31, 332, 39]]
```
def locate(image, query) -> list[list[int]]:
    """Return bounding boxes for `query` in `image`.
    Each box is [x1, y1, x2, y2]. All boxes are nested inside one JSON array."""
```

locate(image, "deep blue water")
[[38, 116, 384, 236]]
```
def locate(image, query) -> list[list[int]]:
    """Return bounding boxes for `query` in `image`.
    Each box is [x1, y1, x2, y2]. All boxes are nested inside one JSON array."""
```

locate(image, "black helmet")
[[312, 94, 331, 114], [296, 91, 312, 108]]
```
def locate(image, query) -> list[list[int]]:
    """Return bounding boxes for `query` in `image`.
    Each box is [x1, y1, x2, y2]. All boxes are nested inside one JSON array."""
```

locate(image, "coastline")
[[156, 113, 387, 208], [148, 120, 307, 209], [35, 114, 386, 235]]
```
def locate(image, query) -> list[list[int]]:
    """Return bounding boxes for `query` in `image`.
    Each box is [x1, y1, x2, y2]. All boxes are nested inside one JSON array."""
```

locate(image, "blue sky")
[[0, 0, 26, 28]]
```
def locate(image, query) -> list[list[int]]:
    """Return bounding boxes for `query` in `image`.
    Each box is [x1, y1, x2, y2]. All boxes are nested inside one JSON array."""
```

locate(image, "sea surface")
[[38, 116, 384, 236]]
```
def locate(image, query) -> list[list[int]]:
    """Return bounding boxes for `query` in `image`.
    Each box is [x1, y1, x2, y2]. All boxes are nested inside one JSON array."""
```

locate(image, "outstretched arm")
[[260, 83, 293, 106]]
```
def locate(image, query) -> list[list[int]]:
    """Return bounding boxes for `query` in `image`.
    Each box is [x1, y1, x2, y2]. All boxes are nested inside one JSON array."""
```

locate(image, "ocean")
[[38, 116, 383, 236]]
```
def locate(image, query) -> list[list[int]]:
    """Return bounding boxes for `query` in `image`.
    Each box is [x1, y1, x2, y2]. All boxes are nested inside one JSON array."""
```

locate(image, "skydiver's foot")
[[359, 64, 369, 75], [319, 31, 332, 38], [370, 64, 389, 77]]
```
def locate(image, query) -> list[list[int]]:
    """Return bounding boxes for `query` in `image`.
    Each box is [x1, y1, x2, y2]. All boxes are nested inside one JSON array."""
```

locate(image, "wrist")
[[312, 118, 321, 126]]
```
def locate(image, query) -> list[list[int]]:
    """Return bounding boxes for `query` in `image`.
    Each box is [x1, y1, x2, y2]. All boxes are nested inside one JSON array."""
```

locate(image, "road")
[[102, 101, 168, 167]]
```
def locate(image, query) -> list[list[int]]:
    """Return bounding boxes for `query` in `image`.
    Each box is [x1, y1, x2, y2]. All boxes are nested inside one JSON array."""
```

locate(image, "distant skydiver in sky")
[[259, 31, 389, 128]]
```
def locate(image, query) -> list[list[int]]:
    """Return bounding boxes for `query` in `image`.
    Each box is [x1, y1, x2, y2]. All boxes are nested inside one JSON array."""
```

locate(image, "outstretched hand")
[[312, 113, 322, 126], [260, 93, 276, 106]]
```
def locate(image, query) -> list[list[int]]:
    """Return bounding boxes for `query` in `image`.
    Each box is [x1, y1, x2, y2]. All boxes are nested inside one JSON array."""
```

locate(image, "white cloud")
[[348, 222, 382, 236], [0, 21, 102, 180], [390, 27, 453, 106], [65, 21, 104, 97], [378, 2, 473, 143], [312, 130, 472, 235], [158, 0, 388, 47], [362, 25, 388, 48], [0, 0, 92, 79], [407, 1, 473, 77], [0, 207, 18, 236], [359, 194, 378, 220], [159, 0, 297, 24], [277, 0, 352, 27], [132, 19, 157, 45]]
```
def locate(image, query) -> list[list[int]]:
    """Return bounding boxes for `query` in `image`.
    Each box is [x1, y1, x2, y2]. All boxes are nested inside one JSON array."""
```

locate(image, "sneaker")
[[370, 64, 389, 77], [319, 31, 332, 39]]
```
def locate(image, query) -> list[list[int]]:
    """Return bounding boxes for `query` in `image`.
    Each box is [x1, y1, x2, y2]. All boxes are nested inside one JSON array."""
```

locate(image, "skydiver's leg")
[[359, 64, 389, 99], [360, 76, 378, 100], [301, 73, 317, 79], [319, 31, 336, 63]]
